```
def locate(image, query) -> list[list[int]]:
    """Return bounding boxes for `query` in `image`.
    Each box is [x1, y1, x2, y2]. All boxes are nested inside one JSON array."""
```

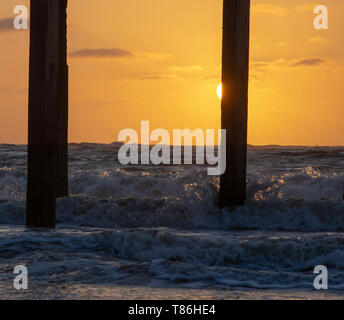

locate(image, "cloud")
[[250, 58, 326, 80], [69, 48, 171, 62], [252, 59, 287, 69], [252, 58, 325, 69], [138, 74, 178, 80], [0, 17, 13, 32], [293, 4, 315, 12], [138, 65, 204, 81], [307, 36, 328, 44], [251, 4, 288, 17], [0, 16, 29, 32], [291, 58, 325, 67], [165, 65, 204, 74], [136, 52, 172, 61], [69, 48, 134, 58]]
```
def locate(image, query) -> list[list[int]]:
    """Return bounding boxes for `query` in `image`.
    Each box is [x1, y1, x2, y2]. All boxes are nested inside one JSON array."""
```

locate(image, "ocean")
[[0, 143, 344, 299]]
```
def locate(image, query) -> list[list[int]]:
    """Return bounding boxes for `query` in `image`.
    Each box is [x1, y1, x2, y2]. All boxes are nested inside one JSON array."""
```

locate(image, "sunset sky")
[[0, 0, 343, 145]]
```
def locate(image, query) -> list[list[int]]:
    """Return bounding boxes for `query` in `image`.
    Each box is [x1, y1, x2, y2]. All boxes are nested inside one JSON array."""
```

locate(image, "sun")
[[217, 83, 222, 100]]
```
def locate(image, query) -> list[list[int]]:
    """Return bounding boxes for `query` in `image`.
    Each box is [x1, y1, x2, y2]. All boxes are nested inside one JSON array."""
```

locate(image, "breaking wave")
[[1, 144, 344, 290]]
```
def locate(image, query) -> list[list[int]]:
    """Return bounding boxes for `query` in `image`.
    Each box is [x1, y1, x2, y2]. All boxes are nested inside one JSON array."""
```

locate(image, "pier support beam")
[[56, 0, 69, 198], [219, 0, 250, 207], [27, 0, 68, 228]]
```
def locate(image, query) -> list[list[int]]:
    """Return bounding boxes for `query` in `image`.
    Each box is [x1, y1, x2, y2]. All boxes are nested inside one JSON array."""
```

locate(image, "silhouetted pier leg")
[[27, 0, 67, 228], [219, 0, 250, 207], [56, 0, 69, 198]]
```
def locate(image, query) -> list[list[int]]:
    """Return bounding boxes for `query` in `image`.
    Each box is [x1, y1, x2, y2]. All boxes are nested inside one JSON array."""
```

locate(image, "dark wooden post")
[[56, 0, 69, 198], [27, 0, 68, 228], [219, 0, 250, 207]]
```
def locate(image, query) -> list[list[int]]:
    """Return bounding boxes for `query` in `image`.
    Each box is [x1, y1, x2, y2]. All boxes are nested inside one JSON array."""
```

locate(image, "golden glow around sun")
[[217, 83, 222, 100]]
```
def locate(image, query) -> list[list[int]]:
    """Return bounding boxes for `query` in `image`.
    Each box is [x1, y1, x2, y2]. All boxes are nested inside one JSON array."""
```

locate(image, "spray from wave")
[[1, 144, 344, 291]]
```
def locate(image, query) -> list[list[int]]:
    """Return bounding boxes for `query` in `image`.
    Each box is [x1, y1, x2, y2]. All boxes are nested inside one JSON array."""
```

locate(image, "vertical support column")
[[219, 0, 250, 207], [56, 0, 69, 198], [27, 0, 62, 228]]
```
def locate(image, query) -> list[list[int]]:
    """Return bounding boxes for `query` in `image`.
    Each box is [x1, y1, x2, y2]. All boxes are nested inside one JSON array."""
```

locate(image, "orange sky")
[[0, 0, 344, 145]]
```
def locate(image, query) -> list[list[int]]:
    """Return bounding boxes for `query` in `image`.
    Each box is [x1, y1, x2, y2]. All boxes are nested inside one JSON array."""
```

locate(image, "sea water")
[[0, 143, 344, 299]]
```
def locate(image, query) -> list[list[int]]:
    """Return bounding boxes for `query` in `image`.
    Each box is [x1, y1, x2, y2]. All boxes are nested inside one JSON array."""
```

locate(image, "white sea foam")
[[1, 144, 344, 291]]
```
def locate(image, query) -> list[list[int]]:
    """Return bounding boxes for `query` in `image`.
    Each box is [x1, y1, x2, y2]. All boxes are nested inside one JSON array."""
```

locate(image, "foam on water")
[[0, 144, 344, 291]]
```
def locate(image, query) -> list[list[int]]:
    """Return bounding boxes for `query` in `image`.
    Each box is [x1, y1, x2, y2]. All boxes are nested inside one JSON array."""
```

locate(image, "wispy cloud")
[[138, 74, 179, 80], [307, 36, 328, 44], [0, 16, 29, 32], [250, 57, 326, 81], [69, 48, 134, 58], [291, 58, 325, 67], [293, 3, 315, 12], [165, 65, 203, 74], [0, 17, 13, 32], [252, 59, 287, 69], [252, 58, 326, 69], [136, 52, 172, 61], [69, 48, 171, 62], [252, 4, 288, 17], [138, 65, 204, 81]]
